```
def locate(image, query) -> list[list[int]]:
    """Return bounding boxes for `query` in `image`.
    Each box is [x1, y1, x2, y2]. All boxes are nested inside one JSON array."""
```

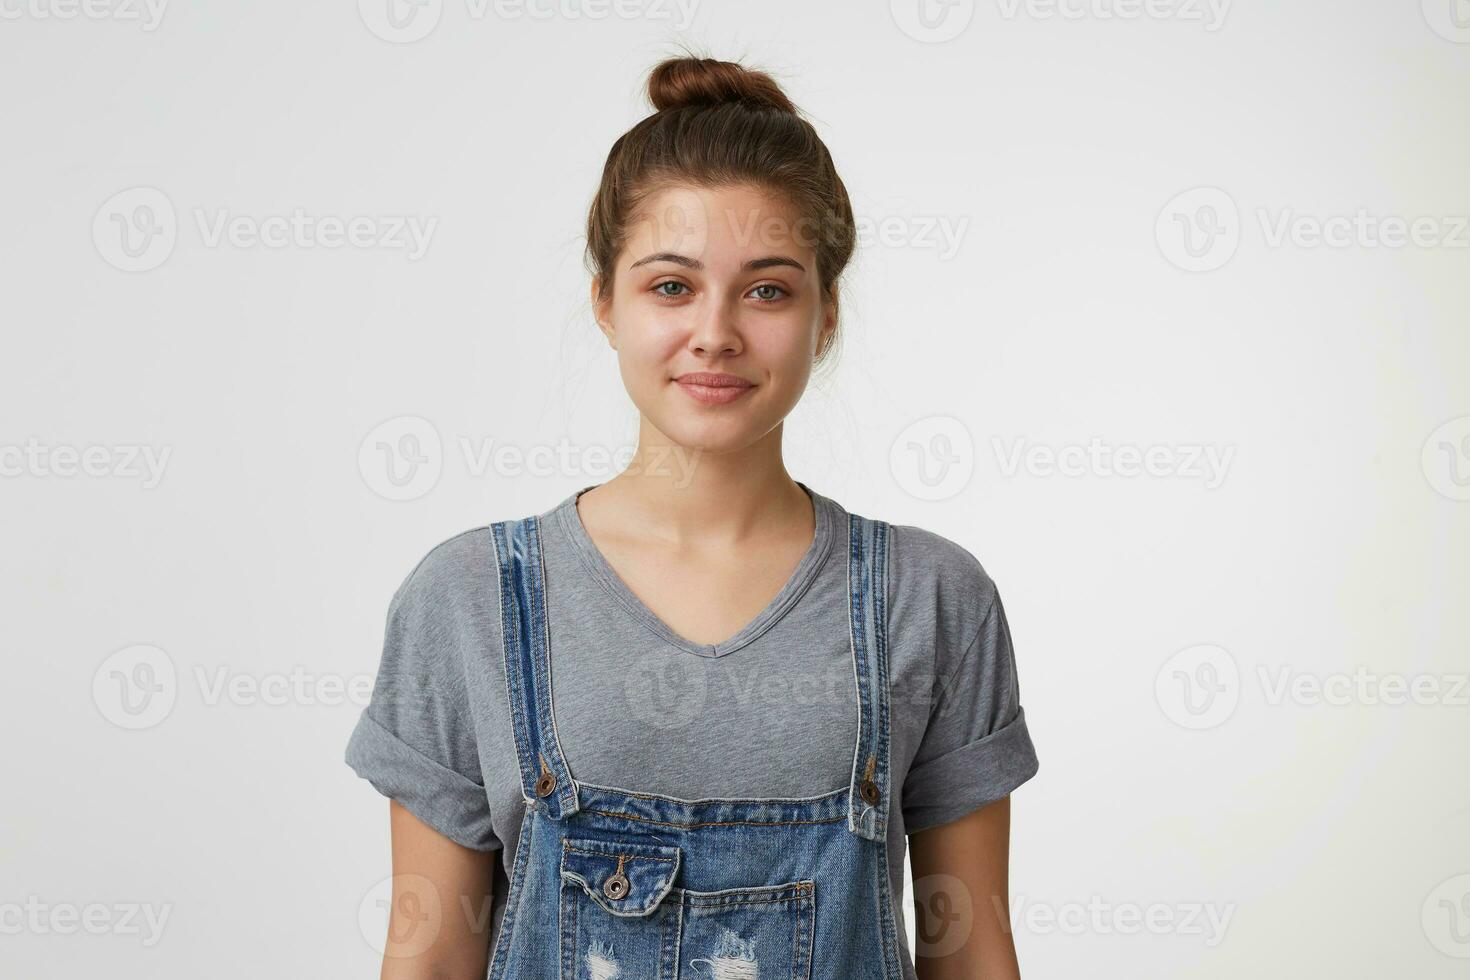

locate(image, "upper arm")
[[345, 540, 503, 852], [381, 800, 497, 979], [900, 551, 1039, 835], [908, 796, 1020, 980], [896, 535, 1037, 976], [344, 538, 506, 975]]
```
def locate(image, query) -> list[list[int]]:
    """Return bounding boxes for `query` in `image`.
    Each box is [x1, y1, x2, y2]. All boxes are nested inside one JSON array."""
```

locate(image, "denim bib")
[[486, 510, 905, 979]]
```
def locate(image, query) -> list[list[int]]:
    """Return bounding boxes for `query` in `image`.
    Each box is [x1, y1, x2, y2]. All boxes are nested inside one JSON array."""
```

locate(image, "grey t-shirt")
[[345, 482, 1039, 955]]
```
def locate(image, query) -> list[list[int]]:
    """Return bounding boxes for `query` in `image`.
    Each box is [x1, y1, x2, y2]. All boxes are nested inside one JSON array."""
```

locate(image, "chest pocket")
[[559, 835, 815, 980], [560, 836, 682, 979]]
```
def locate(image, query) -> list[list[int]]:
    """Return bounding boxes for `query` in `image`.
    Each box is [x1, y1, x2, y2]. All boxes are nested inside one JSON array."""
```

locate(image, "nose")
[[687, 292, 743, 358]]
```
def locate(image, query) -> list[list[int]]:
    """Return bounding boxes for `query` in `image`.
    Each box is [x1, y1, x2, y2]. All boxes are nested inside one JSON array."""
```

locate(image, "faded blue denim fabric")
[[486, 511, 907, 979]]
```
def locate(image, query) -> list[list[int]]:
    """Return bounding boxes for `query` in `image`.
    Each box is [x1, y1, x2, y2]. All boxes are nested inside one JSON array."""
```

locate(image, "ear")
[[590, 277, 616, 348], [817, 285, 839, 355]]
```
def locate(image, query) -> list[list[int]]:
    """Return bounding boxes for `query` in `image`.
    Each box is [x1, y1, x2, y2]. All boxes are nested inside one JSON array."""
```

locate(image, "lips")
[[673, 372, 755, 405]]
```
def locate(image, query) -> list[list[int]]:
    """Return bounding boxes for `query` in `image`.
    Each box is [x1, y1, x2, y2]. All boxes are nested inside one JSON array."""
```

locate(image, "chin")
[[652, 414, 766, 457], [665, 425, 754, 456]]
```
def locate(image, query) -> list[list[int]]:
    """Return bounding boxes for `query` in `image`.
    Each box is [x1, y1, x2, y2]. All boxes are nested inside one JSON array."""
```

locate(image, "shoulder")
[[395, 490, 577, 595], [390, 525, 498, 612], [878, 518, 1009, 688], [885, 519, 1000, 621], [831, 492, 996, 615], [370, 523, 515, 696], [377, 524, 512, 674], [386, 498, 564, 626]]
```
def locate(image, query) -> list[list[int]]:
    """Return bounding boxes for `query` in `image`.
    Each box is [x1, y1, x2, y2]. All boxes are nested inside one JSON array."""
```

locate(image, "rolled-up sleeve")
[[902, 585, 1039, 834], [345, 560, 501, 852]]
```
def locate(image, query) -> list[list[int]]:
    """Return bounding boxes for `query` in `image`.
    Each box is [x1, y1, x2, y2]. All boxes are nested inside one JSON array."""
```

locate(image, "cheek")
[[748, 317, 820, 372], [610, 306, 683, 372]]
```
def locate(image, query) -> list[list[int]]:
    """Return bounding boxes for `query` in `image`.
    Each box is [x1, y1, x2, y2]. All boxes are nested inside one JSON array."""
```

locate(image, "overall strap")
[[490, 515, 580, 820], [846, 512, 892, 841]]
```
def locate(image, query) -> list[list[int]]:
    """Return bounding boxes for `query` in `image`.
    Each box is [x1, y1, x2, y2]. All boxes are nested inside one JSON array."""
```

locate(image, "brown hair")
[[586, 54, 856, 362]]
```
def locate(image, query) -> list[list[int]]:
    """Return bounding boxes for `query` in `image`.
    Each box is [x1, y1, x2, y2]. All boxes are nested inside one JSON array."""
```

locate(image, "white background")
[[2, 0, 1467, 977]]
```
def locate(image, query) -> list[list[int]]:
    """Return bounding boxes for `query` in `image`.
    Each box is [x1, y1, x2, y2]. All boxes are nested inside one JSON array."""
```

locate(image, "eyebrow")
[[628, 252, 806, 273]]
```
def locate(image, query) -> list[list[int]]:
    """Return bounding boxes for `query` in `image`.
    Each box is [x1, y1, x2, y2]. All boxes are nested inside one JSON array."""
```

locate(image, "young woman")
[[346, 55, 1040, 980]]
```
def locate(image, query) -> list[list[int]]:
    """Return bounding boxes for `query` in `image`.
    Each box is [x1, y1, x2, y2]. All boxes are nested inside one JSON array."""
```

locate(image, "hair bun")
[[647, 57, 798, 114]]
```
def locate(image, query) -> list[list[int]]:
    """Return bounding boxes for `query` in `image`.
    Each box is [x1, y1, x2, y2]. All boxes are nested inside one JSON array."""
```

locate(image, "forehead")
[[623, 182, 818, 270]]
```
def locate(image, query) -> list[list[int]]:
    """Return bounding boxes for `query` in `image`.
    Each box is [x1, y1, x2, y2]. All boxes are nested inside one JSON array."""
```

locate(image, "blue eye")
[[651, 281, 787, 301]]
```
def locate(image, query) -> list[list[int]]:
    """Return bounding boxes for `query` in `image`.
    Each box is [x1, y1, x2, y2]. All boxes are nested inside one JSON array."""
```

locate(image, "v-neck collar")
[[553, 480, 838, 658]]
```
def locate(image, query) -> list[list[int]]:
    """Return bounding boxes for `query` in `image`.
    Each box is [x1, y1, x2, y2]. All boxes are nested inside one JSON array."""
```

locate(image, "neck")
[[587, 419, 811, 546]]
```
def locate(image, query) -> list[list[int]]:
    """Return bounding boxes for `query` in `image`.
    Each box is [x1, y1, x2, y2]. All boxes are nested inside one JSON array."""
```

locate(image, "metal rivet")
[[860, 779, 880, 806], [534, 771, 557, 797], [603, 873, 630, 901]]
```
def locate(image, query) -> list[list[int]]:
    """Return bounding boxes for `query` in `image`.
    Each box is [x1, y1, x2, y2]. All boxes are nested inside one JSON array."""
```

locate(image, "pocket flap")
[[560, 836, 682, 917]]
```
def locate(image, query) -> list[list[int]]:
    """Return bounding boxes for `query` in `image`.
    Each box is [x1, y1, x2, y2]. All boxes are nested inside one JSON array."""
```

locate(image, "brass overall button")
[[603, 873, 630, 901], [534, 771, 557, 797], [860, 779, 881, 806]]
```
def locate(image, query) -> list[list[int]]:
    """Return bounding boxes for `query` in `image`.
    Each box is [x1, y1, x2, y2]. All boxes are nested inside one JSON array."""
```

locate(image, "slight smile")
[[674, 372, 756, 405]]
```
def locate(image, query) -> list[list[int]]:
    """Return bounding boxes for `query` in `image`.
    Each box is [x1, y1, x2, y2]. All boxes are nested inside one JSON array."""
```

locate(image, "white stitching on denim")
[[847, 514, 864, 835], [688, 926, 757, 979]]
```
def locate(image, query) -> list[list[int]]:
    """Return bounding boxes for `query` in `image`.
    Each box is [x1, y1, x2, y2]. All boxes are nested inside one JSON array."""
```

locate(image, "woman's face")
[[592, 182, 836, 455]]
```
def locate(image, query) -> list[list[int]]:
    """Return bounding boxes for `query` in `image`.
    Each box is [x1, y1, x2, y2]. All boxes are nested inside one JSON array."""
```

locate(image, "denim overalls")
[[486, 508, 905, 979]]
